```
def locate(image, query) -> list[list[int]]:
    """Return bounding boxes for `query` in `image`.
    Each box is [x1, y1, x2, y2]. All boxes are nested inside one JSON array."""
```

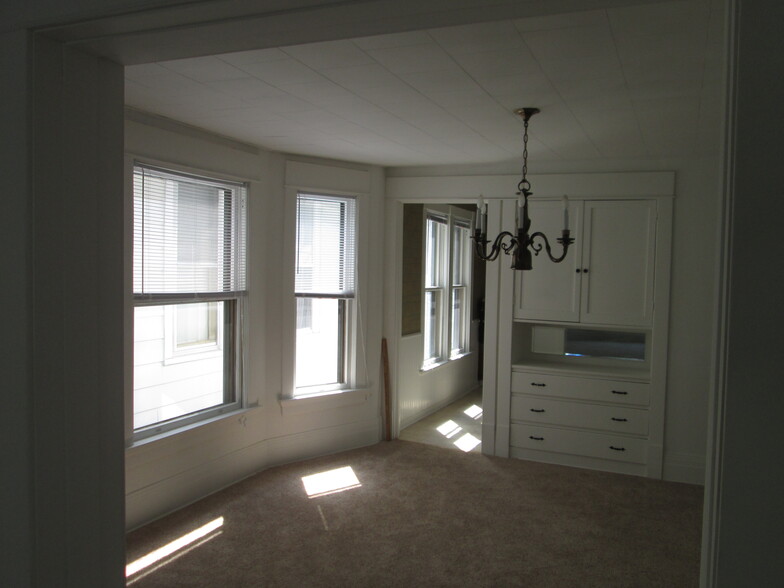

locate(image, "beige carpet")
[[126, 440, 703, 587]]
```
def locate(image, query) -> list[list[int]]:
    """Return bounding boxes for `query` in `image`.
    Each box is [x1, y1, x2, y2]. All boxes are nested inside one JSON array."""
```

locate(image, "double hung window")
[[294, 193, 357, 395], [422, 207, 473, 368], [132, 164, 247, 438]]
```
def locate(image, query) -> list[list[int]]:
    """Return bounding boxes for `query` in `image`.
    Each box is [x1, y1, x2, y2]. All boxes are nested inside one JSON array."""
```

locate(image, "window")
[[294, 192, 356, 394], [133, 164, 247, 438], [422, 207, 473, 368]]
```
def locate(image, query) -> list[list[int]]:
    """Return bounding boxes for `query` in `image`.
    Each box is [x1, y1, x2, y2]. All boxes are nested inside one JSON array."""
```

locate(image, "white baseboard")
[[126, 418, 380, 530], [662, 451, 706, 485]]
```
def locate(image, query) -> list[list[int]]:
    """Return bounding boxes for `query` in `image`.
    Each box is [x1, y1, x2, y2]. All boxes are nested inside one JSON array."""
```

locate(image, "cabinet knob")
[[575, 268, 581, 273], [582, 268, 589, 273]]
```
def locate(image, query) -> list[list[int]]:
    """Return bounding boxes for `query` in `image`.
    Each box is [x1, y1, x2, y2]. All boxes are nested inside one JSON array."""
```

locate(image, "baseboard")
[[399, 384, 481, 431], [662, 451, 706, 485], [126, 418, 380, 530]]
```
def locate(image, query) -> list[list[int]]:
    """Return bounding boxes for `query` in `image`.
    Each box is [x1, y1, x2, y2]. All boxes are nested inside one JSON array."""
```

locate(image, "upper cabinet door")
[[515, 200, 583, 322], [580, 200, 656, 327]]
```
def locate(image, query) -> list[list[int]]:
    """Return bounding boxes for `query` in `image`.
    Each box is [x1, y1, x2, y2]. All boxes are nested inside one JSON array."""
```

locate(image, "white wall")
[[124, 115, 386, 529], [397, 334, 480, 429], [387, 154, 722, 485]]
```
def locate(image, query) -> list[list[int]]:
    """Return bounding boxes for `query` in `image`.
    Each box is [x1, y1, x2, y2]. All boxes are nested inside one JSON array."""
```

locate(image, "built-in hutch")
[[507, 188, 672, 478]]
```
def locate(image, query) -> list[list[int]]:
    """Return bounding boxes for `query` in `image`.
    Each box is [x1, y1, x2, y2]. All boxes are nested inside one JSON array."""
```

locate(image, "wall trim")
[[663, 451, 706, 486], [126, 418, 380, 530], [387, 171, 676, 201], [125, 107, 261, 155]]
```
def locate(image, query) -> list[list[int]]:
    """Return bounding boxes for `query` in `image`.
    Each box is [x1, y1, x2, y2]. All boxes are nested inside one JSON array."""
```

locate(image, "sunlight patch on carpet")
[[302, 466, 362, 498], [126, 517, 224, 580]]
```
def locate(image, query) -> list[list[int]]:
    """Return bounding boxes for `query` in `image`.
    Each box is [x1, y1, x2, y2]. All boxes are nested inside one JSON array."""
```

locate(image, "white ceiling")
[[125, 1, 725, 167]]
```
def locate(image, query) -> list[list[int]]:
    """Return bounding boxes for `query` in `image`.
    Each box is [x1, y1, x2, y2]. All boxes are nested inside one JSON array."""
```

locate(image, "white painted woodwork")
[[511, 396, 649, 436], [510, 370, 651, 407], [516, 199, 656, 327], [510, 424, 648, 464], [581, 200, 656, 326], [514, 199, 583, 322]]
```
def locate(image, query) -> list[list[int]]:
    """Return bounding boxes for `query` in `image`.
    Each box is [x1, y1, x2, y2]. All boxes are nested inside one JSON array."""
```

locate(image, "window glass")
[[294, 193, 356, 393], [423, 290, 441, 365], [133, 301, 231, 430], [132, 164, 246, 437], [296, 298, 344, 388]]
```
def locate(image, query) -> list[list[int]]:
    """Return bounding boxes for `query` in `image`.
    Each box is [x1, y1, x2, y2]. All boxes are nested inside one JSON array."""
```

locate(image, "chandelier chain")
[[519, 116, 531, 194]]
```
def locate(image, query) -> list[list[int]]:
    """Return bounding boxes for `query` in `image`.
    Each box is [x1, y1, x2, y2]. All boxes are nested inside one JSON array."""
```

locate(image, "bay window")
[[132, 164, 247, 439]]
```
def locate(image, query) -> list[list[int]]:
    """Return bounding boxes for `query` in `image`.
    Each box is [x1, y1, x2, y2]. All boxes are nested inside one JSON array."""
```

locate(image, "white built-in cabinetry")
[[515, 199, 657, 327], [509, 196, 672, 478]]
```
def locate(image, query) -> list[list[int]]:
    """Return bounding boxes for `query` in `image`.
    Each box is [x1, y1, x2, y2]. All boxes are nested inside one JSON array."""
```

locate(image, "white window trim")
[[130, 161, 248, 443], [282, 185, 368, 401], [421, 204, 474, 371]]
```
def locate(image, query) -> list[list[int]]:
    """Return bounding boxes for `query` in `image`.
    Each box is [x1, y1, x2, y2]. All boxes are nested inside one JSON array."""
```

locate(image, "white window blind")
[[295, 193, 356, 298], [133, 165, 247, 296]]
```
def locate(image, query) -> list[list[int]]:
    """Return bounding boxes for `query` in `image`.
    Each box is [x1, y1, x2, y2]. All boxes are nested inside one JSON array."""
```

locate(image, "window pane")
[[133, 302, 231, 430], [133, 166, 246, 295], [423, 290, 441, 364], [425, 217, 447, 288], [176, 302, 218, 348], [452, 222, 470, 286], [451, 287, 465, 356], [295, 194, 356, 297], [296, 297, 344, 388]]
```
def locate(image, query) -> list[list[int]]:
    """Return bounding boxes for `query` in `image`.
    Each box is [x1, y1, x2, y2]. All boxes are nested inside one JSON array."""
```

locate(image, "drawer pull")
[[611, 390, 628, 395], [529, 435, 545, 441], [531, 382, 547, 387], [530, 408, 546, 413], [611, 417, 628, 422], [609, 446, 626, 452]]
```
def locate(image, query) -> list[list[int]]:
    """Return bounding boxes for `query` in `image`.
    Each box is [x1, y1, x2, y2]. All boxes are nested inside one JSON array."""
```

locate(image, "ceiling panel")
[[125, 2, 725, 167]]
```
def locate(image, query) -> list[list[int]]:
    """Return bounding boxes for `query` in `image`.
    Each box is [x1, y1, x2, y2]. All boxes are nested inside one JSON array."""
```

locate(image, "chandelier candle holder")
[[473, 107, 574, 270]]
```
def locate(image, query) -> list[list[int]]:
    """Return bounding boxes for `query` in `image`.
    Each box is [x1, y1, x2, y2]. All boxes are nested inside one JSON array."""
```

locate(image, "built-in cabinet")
[[509, 196, 671, 478], [515, 199, 657, 327]]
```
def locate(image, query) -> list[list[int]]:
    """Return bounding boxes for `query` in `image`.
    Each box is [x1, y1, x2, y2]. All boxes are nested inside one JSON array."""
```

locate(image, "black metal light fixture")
[[473, 107, 574, 270]]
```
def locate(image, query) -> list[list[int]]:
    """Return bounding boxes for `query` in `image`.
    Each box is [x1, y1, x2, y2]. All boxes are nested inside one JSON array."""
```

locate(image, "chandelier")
[[473, 107, 573, 270]]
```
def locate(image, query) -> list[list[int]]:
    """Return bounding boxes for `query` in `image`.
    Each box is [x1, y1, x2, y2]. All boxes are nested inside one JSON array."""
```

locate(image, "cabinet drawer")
[[510, 424, 647, 464], [511, 371, 650, 406], [511, 396, 649, 436]]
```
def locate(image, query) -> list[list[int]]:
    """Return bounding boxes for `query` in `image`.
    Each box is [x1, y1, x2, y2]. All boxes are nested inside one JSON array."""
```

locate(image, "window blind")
[[133, 165, 247, 296], [295, 193, 356, 298]]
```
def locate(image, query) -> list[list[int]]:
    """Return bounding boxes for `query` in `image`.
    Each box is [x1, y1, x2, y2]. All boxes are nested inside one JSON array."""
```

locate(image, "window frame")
[[131, 162, 248, 441], [293, 191, 358, 397], [421, 205, 474, 370]]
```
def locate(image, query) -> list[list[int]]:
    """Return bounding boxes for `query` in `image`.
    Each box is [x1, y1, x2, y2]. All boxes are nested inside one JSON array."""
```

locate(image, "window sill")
[[129, 406, 254, 449], [279, 388, 369, 415], [420, 351, 473, 373]]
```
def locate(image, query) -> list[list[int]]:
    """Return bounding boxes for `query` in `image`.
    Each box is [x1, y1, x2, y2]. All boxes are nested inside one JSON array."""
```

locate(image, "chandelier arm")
[[472, 231, 517, 261], [529, 231, 573, 263]]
